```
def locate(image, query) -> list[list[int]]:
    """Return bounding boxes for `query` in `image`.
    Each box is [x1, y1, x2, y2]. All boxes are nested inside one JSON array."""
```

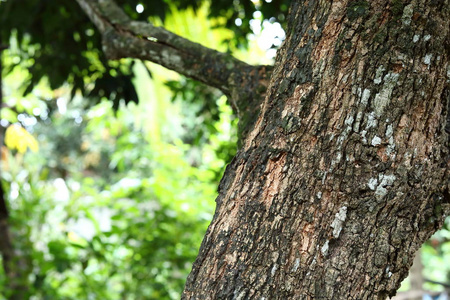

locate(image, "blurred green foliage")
[[1, 94, 235, 298]]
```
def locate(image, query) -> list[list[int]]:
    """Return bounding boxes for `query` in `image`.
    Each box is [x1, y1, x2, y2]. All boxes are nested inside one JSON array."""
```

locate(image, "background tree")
[[1, 0, 450, 299]]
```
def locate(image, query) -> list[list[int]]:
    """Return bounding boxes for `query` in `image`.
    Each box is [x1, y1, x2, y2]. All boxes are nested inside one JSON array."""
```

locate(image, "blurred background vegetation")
[[0, 0, 449, 299]]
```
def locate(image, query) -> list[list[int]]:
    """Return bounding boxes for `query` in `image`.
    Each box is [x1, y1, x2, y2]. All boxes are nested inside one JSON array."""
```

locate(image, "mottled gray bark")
[[183, 0, 450, 299], [76, 0, 272, 140]]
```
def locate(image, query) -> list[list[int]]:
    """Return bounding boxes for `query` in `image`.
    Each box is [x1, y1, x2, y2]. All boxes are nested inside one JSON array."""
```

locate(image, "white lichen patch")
[[331, 206, 347, 238], [321, 172, 327, 184], [384, 267, 393, 277], [271, 264, 278, 276], [401, 4, 414, 25], [355, 87, 371, 130], [353, 112, 363, 132], [330, 152, 342, 170], [334, 114, 355, 151], [317, 191, 322, 199], [360, 130, 367, 143], [376, 187, 388, 197], [368, 178, 378, 190], [373, 73, 399, 116], [379, 174, 396, 186], [292, 258, 300, 272], [385, 124, 393, 138], [368, 174, 396, 198], [386, 137, 396, 156], [375, 174, 396, 197], [361, 88, 371, 105], [371, 136, 382, 146], [321, 240, 329, 256], [366, 112, 377, 128], [342, 74, 349, 83], [423, 34, 431, 42], [336, 135, 346, 147], [235, 290, 247, 300], [344, 115, 354, 126], [413, 35, 420, 43], [374, 66, 385, 84], [423, 54, 432, 65], [384, 122, 397, 157]]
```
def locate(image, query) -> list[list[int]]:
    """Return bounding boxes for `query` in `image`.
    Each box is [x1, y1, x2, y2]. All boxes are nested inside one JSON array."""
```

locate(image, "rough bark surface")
[[183, 0, 450, 299]]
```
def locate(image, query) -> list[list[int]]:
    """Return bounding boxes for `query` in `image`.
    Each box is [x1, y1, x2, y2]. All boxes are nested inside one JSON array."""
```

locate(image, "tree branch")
[[76, 0, 272, 139]]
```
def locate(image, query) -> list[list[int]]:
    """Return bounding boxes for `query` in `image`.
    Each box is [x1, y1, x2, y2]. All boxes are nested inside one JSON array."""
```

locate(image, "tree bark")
[[182, 0, 450, 299], [77, 0, 450, 298]]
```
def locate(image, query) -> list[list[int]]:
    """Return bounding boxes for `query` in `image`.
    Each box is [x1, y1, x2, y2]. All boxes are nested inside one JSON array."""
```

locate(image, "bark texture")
[[183, 0, 450, 299], [76, 0, 272, 140]]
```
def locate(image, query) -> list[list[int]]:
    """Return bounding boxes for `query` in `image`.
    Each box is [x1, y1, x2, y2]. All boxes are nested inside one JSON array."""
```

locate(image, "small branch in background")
[[75, 0, 271, 101], [75, 0, 272, 141], [425, 278, 450, 289]]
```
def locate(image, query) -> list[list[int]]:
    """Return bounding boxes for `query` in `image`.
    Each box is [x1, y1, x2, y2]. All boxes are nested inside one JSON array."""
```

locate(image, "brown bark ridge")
[[183, 0, 450, 299], [75, 0, 272, 141]]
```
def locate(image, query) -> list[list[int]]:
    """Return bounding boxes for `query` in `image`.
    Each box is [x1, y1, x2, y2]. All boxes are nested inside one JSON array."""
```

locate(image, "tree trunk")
[[183, 0, 450, 299]]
